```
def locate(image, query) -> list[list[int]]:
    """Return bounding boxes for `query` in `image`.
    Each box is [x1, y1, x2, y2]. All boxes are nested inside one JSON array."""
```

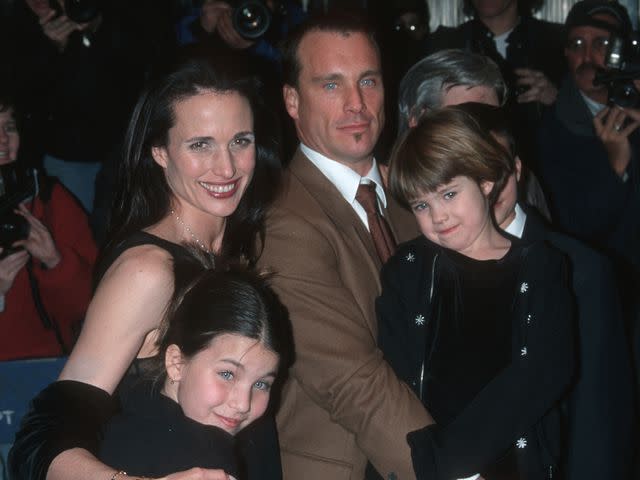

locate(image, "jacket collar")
[[289, 148, 382, 268], [555, 76, 598, 137]]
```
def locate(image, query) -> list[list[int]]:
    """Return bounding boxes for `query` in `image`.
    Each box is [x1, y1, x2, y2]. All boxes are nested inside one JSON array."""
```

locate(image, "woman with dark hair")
[[9, 49, 282, 480], [98, 256, 293, 479], [377, 107, 574, 479]]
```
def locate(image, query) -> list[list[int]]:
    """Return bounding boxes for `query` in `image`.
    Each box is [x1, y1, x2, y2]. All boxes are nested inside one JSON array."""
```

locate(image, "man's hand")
[[514, 68, 558, 105], [39, 9, 86, 52], [13, 204, 61, 269], [593, 105, 640, 177], [216, 5, 255, 50], [0, 249, 29, 296], [199, 0, 255, 49], [199, 0, 229, 34]]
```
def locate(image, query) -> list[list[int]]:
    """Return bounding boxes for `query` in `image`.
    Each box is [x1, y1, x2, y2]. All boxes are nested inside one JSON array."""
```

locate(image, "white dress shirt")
[[300, 143, 387, 231], [503, 203, 528, 239]]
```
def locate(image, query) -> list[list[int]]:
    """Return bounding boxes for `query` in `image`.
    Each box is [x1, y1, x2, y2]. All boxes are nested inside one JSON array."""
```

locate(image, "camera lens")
[[232, 1, 271, 40], [64, 0, 100, 24], [0, 213, 30, 250]]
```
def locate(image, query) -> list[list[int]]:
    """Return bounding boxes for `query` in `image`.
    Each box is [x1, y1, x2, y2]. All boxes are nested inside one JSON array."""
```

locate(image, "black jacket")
[[537, 77, 640, 273], [377, 236, 575, 480], [521, 207, 636, 480]]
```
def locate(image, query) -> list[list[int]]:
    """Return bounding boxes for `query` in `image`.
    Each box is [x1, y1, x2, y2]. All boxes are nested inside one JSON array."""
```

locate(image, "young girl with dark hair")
[[98, 256, 292, 480], [378, 107, 575, 480]]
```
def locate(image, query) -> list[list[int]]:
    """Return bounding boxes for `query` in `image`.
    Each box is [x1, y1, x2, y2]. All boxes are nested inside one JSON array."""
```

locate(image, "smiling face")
[[410, 175, 494, 256], [0, 108, 20, 165], [152, 90, 255, 228], [165, 333, 279, 435], [284, 30, 384, 176]]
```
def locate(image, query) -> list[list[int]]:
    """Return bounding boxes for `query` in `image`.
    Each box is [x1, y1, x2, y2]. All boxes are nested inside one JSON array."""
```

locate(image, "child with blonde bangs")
[[377, 108, 575, 480]]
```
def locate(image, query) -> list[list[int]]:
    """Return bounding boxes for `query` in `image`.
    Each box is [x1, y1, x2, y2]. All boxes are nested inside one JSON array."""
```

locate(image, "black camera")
[[594, 32, 640, 108], [230, 0, 273, 40], [0, 164, 38, 253], [48, 0, 101, 24]]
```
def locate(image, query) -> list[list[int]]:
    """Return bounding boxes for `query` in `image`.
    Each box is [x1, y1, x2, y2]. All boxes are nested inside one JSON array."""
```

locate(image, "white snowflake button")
[[520, 347, 528, 357], [520, 282, 529, 293], [527, 314, 532, 325], [516, 437, 527, 449], [405, 252, 415, 262], [415, 314, 425, 326]]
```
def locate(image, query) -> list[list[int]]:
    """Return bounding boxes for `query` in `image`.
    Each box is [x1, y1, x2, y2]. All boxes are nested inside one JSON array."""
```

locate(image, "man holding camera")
[[537, 1, 640, 429], [537, 0, 640, 278]]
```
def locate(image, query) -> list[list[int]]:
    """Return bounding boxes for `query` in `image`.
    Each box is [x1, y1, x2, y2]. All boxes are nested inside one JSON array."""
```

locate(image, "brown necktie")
[[356, 183, 397, 263]]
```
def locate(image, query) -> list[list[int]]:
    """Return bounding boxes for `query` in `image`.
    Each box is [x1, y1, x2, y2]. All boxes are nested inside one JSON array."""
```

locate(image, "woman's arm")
[[50, 450, 235, 480], [58, 244, 174, 393], [10, 245, 172, 480]]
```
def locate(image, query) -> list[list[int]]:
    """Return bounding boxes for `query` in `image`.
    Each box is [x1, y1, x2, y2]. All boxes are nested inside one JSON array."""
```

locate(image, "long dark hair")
[[104, 46, 281, 266]]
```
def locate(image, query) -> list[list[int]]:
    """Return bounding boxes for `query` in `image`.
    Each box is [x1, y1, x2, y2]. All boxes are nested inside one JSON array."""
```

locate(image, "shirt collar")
[[503, 203, 527, 239], [580, 91, 607, 116], [300, 143, 388, 208]]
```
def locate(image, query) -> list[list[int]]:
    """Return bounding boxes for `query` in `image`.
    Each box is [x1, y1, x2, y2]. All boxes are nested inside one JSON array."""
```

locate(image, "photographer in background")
[[176, 0, 305, 65], [7, 0, 146, 214], [536, 2, 640, 440], [537, 0, 639, 277], [0, 92, 97, 361], [427, 0, 566, 173]]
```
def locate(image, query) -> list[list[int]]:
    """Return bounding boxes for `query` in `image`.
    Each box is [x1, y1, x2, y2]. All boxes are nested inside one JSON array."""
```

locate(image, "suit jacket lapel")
[[289, 149, 382, 271]]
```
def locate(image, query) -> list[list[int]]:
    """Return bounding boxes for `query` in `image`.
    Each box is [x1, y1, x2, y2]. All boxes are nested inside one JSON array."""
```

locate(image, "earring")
[[170, 379, 175, 385]]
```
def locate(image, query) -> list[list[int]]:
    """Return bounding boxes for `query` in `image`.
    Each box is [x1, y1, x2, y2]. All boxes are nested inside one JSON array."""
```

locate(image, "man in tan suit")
[[258, 15, 432, 480]]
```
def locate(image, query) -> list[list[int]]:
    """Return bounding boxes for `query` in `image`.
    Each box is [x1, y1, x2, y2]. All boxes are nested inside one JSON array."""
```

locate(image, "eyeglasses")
[[566, 36, 611, 54]]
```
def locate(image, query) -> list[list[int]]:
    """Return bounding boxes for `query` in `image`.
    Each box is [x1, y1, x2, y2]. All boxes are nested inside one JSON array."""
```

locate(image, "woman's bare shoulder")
[[100, 243, 175, 290]]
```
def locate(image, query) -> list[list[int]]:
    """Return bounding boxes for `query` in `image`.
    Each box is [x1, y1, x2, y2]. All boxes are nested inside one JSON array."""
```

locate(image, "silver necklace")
[[171, 209, 210, 252]]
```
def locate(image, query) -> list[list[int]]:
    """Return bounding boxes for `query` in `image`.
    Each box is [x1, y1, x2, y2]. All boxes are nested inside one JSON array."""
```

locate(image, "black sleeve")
[[235, 414, 282, 480], [8, 380, 117, 480], [376, 262, 413, 384], [376, 242, 429, 391], [408, 247, 575, 480]]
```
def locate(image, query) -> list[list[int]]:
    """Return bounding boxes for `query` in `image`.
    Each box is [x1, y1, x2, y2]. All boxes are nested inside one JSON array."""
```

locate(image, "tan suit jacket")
[[258, 150, 431, 480]]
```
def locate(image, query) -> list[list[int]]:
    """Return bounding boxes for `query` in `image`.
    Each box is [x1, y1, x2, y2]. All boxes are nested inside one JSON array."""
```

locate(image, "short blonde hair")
[[389, 106, 514, 207]]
